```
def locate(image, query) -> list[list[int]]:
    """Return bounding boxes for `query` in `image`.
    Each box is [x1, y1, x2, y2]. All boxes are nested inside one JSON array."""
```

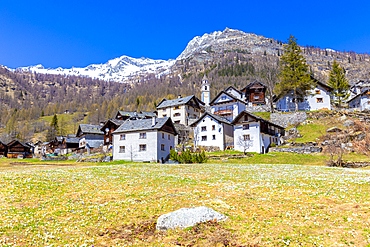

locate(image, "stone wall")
[[269, 146, 322, 154], [41, 156, 68, 161], [245, 105, 270, 113], [270, 112, 307, 128]]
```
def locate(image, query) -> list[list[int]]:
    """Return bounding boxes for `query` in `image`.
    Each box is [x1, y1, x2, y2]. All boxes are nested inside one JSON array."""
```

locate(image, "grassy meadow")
[[0, 161, 370, 246]]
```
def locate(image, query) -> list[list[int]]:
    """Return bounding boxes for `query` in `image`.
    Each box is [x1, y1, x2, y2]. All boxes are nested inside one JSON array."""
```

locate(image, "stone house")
[[190, 112, 234, 151], [231, 111, 285, 154], [76, 124, 104, 149], [348, 88, 370, 111], [210, 91, 247, 122], [156, 95, 204, 126], [112, 117, 177, 162], [274, 79, 332, 112]]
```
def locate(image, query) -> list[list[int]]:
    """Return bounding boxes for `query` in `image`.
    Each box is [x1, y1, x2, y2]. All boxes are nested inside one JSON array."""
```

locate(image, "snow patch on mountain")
[[17, 55, 175, 83]]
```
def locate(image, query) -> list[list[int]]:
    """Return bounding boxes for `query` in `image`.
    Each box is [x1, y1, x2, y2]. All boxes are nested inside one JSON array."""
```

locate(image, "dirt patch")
[[100, 218, 157, 242], [174, 220, 251, 247], [98, 218, 251, 246]]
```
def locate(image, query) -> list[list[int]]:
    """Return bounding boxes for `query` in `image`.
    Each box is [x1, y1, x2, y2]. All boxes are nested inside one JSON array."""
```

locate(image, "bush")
[[170, 149, 208, 164], [270, 142, 276, 147]]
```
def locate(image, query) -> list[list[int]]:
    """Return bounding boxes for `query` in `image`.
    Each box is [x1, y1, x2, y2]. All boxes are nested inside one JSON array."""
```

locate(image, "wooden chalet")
[[7, 140, 33, 159], [0, 141, 7, 156], [101, 119, 125, 146], [241, 81, 267, 105]]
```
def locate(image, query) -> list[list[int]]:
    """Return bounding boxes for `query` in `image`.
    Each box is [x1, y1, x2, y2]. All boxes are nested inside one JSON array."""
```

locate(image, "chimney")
[[152, 116, 156, 126], [178, 95, 182, 99]]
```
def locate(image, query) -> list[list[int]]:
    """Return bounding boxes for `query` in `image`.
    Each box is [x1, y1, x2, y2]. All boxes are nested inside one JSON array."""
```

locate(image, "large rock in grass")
[[156, 206, 227, 231]]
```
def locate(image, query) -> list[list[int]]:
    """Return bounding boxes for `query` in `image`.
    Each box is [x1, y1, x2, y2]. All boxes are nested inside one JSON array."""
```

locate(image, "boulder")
[[343, 120, 355, 127], [327, 127, 342, 133], [156, 206, 227, 231]]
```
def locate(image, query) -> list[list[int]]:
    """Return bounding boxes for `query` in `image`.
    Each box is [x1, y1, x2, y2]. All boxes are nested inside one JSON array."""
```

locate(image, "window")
[[317, 98, 323, 103], [174, 113, 181, 117], [174, 106, 180, 110], [201, 126, 207, 131], [315, 90, 321, 94], [162, 133, 164, 139], [119, 146, 125, 153], [120, 134, 125, 140], [244, 116, 248, 121], [163, 114, 167, 117], [205, 86, 207, 90], [139, 133, 146, 139], [163, 109, 166, 112], [161, 144, 165, 151], [139, 144, 146, 151], [212, 135, 216, 140], [221, 96, 227, 100], [201, 136, 207, 141], [175, 120, 180, 124], [168, 134, 170, 140], [106, 138, 109, 142], [243, 134, 250, 141], [243, 124, 249, 130], [212, 125, 215, 130]]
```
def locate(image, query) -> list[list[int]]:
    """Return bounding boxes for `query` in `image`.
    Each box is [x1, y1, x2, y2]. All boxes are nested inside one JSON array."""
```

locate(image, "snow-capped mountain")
[[17, 56, 176, 83]]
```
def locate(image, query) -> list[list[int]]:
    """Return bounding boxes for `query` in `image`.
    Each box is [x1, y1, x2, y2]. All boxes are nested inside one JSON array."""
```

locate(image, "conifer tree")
[[276, 35, 313, 111], [328, 60, 349, 107], [46, 114, 59, 141]]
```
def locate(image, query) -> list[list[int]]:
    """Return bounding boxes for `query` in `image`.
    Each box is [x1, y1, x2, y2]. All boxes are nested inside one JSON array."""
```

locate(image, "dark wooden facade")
[[0, 141, 7, 156], [241, 81, 267, 105], [101, 119, 125, 145], [7, 140, 33, 159]]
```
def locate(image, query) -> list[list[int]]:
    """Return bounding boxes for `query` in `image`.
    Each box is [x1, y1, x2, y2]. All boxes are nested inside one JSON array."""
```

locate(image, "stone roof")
[[77, 124, 104, 136], [65, 134, 80, 144], [117, 111, 156, 119], [231, 110, 285, 129], [113, 117, 177, 135], [156, 95, 196, 109], [190, 112, 232, 127]]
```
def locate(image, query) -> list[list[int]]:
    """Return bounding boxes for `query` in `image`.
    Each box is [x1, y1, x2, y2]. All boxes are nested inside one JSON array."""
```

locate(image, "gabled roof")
[[101, 119, 126, 131], [7, 139, 31, 148], [225, 85, 242, 95], [241, 80, 267, 91], [65, 134, 79, 144], [76, 124, 104, 137], [347, 88, 370, 103], [190, 112, 232, 127], [0, 141, 7, 147], [156, 95, 203, 109], [113, 117, 177, 135], [210, 90, 247, 105], [273, 77, 333, 102], [231, 110, 285, 129]]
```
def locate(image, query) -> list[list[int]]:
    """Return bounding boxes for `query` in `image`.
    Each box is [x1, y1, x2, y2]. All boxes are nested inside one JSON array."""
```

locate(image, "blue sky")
[[1, 0, 369, 68]]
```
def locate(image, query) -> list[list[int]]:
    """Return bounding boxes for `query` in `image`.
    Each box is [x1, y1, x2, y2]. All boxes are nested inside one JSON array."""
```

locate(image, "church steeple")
[[201, 74, 210, 106]]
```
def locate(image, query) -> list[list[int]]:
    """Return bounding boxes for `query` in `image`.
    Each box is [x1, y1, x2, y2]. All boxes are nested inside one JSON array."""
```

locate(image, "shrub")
[[170, 149, 208, 164], [270, 142, 276, 147]]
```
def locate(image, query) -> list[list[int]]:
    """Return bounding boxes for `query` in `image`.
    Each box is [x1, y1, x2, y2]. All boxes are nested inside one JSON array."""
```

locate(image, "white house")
[[156, 95, 204, 126], [348, 88, 370, 111], [275, 79, 333, 112], [112, 117, 177, 162], [210, 91, 247, 122], [76, 124, 104, 149], [190, 112, 233, 151], [231, 111, 285, 154]]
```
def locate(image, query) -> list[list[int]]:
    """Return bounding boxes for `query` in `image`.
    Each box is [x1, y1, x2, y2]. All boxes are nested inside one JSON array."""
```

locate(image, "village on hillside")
[[1, 69, 369, 165]]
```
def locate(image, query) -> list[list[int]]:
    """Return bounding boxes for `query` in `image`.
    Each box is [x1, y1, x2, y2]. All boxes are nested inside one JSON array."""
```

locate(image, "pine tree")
[[276, 35, 313, 111], [46, 114, 59, 141], [328, 60, 349, 107]]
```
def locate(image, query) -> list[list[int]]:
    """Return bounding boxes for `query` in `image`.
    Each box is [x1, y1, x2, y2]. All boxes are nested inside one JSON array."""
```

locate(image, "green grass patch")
[[253, 111, 271, 120]]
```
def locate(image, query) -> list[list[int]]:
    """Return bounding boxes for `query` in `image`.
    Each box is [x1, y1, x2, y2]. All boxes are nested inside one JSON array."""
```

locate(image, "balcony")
[[214, 109, 233, 115]]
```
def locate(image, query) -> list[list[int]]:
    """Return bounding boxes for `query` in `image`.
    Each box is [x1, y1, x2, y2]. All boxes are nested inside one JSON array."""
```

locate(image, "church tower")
[[201, 74, 210, 106]]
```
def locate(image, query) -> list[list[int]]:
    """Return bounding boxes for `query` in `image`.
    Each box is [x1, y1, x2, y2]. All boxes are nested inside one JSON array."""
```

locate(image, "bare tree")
[[127, 145, 136, 162], [237, 135, 253, 154], [255, 57, 280, 112]]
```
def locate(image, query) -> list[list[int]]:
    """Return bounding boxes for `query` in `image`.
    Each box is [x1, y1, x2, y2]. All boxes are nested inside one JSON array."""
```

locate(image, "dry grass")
[[0, 162, 370, 246]]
